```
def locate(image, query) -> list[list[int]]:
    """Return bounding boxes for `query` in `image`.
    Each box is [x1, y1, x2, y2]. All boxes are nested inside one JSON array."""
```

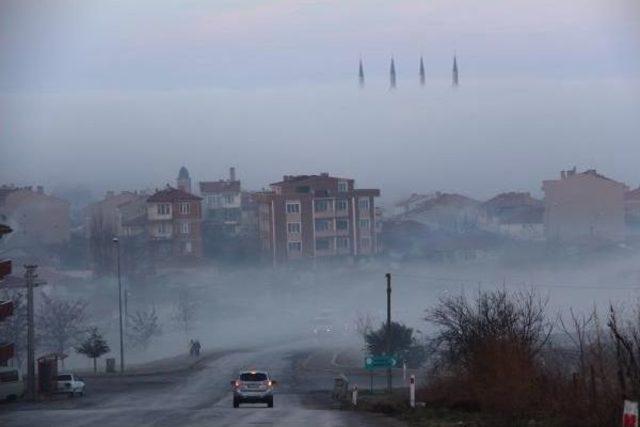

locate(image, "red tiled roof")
[[199, 180, 240, 193], [147, 187, 201, 202]]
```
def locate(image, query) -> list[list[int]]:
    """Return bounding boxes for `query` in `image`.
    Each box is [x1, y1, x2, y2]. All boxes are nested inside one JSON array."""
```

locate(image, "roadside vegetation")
[[417, 288, 637, 426]]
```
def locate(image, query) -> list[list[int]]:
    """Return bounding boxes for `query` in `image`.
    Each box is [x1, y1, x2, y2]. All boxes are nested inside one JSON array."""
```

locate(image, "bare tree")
[[172, 288, 198, 336], [37, 294, 88, 362], [0, 290, 28, 367], [353, 311, 376, 351], [127, 308, 161, 350]]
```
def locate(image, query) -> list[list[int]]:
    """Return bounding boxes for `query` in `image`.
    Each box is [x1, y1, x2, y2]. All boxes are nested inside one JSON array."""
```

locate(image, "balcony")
[[0, 259, 11, 279], [0, 300, 14, 320], [0, 342, 14, 363]]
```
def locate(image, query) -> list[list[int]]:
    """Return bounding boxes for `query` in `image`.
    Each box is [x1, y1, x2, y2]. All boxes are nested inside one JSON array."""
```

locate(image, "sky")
[[1, 0, 639, 203]]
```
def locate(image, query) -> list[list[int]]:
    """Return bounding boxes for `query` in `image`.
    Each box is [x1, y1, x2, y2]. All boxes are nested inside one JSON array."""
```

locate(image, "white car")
[[0, 367, 24, 401], [231, 371, 277, 408], [56, 373, 85, 397]]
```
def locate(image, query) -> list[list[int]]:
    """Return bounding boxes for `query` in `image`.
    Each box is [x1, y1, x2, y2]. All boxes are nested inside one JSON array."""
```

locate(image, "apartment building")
[[542, 168, 627, 243], [199, 167, 242, 234], [0, 223, 14, 365], [146, 186, 203, 260], [256, 173, 380, 264]]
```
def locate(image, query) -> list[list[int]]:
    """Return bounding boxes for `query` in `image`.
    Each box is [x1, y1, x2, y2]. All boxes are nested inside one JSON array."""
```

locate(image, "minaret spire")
[[358, 58, 365, 88], [389, 57, 396, 90], [452, 54, 459, 87], [419, 56, 426, 86]]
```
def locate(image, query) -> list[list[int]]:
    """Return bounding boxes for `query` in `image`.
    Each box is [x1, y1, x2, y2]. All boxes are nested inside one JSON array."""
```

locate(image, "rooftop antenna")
[[358, 57, 365, 88], [419, 56, 426, 86]]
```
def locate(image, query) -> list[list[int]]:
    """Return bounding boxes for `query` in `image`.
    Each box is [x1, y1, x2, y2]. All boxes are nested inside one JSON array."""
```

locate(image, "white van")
[[0, 367, 24, 401]]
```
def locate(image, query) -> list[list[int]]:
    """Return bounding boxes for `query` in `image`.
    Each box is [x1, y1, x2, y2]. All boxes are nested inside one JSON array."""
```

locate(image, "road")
[[0, 340, 405, 427]]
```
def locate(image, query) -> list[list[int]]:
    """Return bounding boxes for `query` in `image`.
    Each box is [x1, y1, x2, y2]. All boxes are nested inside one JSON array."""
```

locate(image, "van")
[[0, 367, 25, 401]]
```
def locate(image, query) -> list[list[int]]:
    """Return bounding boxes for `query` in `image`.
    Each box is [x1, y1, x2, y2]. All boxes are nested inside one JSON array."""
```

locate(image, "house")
[[542, 168, 627, 243], [0, 185, 70, 249], [396, 192, 481, 232], [85, 191, 144, 238], [481, 192, 544, 241], [393, 193, 437, 216], [625, 187, 640, 240], [255, 173, 380, 264], [146, 186, 203, 260]]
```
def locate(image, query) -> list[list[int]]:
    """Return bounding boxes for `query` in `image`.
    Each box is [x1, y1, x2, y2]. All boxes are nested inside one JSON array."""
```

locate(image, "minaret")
[[177, 166, 192, 193], [358, 58, 365, 88], [419, 56, 426, 86], [389, 57, 396, 90], [452, 54, 459, 87]]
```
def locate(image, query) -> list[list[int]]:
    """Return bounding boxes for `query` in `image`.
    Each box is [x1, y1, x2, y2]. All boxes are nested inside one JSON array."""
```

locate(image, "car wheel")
[[267, 397, 274, 408]]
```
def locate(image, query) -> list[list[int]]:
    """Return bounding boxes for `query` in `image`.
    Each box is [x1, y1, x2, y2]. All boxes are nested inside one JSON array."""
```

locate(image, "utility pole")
[[385, 272, 392, 394], [113, 237, 124, 373], [24, 265, 44, 401]]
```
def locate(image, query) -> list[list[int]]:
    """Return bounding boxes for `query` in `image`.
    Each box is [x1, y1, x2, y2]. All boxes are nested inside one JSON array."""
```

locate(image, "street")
[[0, 339, 405, 427]]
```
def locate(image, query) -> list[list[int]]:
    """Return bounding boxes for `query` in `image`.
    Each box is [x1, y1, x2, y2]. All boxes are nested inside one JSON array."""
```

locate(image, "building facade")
[[0, 223, 14, 365], [146, 186, 203, 260], [199, 168, 242, 234], [0, 185, 70, 248], [542, 168, 627, 243], [256, 173, 380, 264]]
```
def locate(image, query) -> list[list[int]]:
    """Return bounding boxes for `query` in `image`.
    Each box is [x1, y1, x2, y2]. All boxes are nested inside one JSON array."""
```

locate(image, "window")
[[338, 181, 348, 192], [359, 219, 370, 229], [287, 222, 301, 234], [224, 194, 234, 204], [56, 374, 72, 382], [240, 372, 268, 382], [286, 201, 300, 214], [360, 237, 371, 249], [179, 202, 190, 214], [287, 241, 302, 253], [336, 236, 350, 249], [0, 370, 19, 382], [336, 218, 349, 231], [336, 199, 348, 211], [207, 195, 217, 207], [158, 222, 170, 234], [315, 238, 331, 251], [185, 241, 192, 253], [314, 199, 331, 212], [358, 198, 370, 211], [315, 219, 332, 232], [157, 203, 170, 215], [180, 222, 190, 234]]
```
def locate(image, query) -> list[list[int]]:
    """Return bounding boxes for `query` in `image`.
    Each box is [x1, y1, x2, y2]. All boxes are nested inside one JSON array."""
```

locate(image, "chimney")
[[36, 185, 44, 194], [320, 172, 329, 177], [229, 167, 236, 182]]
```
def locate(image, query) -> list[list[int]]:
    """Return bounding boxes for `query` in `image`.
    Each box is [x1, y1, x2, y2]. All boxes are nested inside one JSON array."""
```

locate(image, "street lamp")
[[113, 237, 124, 373]]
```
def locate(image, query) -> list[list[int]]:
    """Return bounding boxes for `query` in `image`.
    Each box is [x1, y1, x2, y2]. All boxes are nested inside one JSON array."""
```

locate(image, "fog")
[[1, 0, 640, 199], [1, 0, 640, 376]]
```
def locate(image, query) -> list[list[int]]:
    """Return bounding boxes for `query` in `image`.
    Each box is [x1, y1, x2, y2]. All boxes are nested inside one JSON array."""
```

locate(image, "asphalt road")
[[0, 340, 405, 427]]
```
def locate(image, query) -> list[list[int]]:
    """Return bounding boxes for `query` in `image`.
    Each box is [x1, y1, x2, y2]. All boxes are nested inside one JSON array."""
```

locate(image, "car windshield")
[[0, 370, 19, 382], [240, 373, 267, 382], [57, 375, 72, 381]]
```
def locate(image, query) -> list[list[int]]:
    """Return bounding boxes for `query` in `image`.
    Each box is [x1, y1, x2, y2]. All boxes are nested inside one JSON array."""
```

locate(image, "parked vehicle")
[[55, 372, 85, 397], [230, 371, 277, 408], [0, 367, 24, 401]]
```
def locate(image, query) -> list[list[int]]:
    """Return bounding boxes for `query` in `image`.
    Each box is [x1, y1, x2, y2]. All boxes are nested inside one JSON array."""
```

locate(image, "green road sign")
[[364, 355, 397, 370]]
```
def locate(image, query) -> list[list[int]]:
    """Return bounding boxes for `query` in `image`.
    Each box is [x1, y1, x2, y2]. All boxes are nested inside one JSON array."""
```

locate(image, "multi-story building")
[[542, 168, 627, 243], [0, 185, 70, 250], [256, 173, 380, 264], [146, 186, 203, 260], [0, 223, 14, 365], [199, 167, 242, 234]]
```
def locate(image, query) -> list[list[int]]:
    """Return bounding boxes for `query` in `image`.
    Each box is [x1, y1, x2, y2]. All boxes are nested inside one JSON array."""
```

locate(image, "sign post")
[[624, 400, 639, 427], [409, 374, 416, 408]]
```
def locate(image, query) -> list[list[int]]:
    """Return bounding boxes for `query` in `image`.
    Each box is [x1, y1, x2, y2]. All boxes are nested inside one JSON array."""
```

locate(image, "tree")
[[127, 308, 161, 350], [172, 288, 198, 336], [76, 327, 110, 373], [37, 294, 88, 362], [353, 311, 376, 351], [366, 321, 426, 368]]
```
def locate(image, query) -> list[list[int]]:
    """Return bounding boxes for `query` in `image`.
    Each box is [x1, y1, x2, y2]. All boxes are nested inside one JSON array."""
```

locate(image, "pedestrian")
[[194, 339, 201, 357], [189, 339, 195, 357]]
